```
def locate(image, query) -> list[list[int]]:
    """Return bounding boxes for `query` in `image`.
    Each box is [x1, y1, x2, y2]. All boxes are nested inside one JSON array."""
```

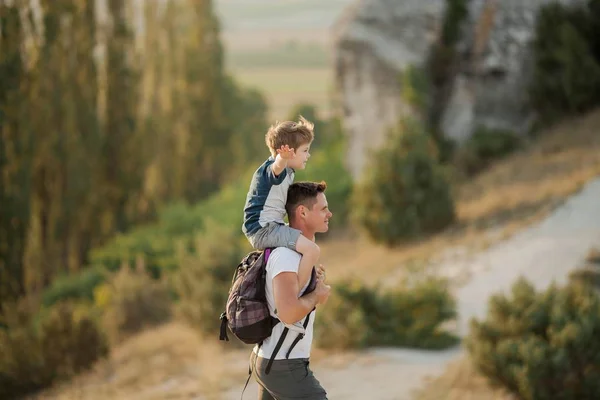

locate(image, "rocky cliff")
[[334, 0, 578, 179]]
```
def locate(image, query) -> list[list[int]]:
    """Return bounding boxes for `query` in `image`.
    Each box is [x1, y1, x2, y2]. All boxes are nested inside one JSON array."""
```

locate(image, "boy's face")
[[287, 142, 311, 170]]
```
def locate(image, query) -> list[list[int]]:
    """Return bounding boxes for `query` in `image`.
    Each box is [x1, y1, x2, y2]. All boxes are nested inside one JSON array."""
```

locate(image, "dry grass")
[[29, 323, 249, 400], [415, 357, 513, 400]]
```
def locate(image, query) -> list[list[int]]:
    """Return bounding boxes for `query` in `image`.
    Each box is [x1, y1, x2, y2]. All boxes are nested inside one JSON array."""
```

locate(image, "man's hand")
[[276, 144, 296, 160]]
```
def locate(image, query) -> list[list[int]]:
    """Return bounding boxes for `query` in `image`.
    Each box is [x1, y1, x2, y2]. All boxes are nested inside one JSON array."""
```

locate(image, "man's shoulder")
[[270, 247, 300, 259], [268, 247, 301, 268]]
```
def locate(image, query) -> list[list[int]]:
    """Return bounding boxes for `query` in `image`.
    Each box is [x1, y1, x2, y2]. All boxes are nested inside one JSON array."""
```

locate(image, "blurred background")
[[2, 0, 600, 399]]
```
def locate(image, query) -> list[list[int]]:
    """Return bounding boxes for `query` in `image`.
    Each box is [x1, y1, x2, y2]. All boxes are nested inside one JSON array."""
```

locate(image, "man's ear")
[[299, 205, 306, 218]]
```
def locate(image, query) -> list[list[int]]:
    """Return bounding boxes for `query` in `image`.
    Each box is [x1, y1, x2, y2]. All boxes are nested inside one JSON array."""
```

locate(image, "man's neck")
[[290, 223, 315, 242]]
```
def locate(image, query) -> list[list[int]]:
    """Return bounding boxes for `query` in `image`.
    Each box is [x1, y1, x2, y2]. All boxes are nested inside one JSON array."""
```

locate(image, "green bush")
[[174, 221, 249, 336], [315, 277, 458, 350], [530, 1, 600, 124], [42, 265, 108, 307], [466, 277, 600, 399], [353, 118, 456, 246], [569, 247, 600, 291], [0, 300, 108, 399], [97, 266, 172, 344], [299, 118, 353, 229], [454, 127, 523, 176]]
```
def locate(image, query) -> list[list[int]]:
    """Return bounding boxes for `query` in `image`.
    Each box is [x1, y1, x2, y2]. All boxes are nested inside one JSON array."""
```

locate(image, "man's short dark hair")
[[285, 181, 327, 221]]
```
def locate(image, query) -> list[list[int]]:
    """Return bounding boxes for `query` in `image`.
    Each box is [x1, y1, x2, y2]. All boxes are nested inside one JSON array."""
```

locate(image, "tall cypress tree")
[[0, 1, 32, 304], [181, 0, 228, 202], [103, 0, 142, 233]]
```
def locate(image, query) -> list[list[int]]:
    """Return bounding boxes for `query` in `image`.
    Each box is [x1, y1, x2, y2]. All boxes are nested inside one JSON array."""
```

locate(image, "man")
[[250, 181, 333, 400]]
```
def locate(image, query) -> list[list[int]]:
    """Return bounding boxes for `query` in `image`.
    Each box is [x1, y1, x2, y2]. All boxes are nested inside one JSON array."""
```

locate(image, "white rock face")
[[334, 0, 582, 179], [442, 0, 578, 143], [334, 0, 446, 179]]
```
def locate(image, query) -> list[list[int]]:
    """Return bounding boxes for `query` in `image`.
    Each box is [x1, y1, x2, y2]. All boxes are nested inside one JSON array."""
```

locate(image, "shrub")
[[39, 302, 109, 380], [353, 118, 456, 245], [569, 246, 600, 291], [41, 265, 108, 307], [90, 226, 183, 279], [0, 299, 108, 399], [98, 265, 172, 344], [174, 221, 249, 336], [454, 127, 523, 176], [530, 1, 600, 124], [300, 117, 353, 229], [466, 277, 600, 399], [315, 277, 458, 350]]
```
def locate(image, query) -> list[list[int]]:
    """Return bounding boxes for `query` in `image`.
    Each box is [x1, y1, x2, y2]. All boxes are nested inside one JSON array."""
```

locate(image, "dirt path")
[[221, 177, 600, 400]]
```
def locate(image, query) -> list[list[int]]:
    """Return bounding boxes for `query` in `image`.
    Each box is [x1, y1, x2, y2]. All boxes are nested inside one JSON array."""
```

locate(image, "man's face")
[[287, 143, 311, 170], [305, 192, 333, 233]]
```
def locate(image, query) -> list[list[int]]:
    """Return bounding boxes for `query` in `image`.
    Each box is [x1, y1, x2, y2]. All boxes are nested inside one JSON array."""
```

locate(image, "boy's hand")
[[277, 145, 296, 160], [316, 264, 326, 283]]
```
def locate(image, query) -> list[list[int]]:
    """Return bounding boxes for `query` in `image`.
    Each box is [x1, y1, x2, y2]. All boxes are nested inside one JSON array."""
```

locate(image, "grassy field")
[[233, 67, 334, 119], [216, 0, 349, 120], [33, 108, 600, 399]]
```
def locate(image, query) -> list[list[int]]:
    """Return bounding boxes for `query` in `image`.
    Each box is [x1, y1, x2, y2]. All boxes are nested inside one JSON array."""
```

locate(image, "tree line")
[[0, 0, 268, 307]]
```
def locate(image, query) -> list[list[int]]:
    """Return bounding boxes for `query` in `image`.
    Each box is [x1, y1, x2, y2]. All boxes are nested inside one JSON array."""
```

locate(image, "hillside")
[[31, 108, 600, 400]]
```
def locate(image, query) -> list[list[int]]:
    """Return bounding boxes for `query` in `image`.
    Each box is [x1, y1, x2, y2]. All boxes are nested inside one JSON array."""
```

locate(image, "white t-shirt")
[[254, 247, 315, 360]]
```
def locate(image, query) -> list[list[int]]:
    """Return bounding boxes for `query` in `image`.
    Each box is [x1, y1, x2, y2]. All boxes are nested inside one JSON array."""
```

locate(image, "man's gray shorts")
[[248, 222, 302, 251], [250, 352, 327, 400]]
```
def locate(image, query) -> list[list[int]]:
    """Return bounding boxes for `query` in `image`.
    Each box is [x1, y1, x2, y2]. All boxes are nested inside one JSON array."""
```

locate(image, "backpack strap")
[[265, 308, 314, 375], [265, 326, 289, 375], [285, 308, 314, 359], [219, 312, 229, 341]]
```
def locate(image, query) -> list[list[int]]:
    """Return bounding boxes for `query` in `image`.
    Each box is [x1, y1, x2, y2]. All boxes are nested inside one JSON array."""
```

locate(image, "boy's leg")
[[295, 235, 320, 290], [248, 223, 298, 251], [250, 223, 319, 290]]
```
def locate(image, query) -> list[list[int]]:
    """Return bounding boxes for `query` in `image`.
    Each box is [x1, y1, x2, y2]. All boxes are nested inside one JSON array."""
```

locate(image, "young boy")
[[242, 116, 320, 293]]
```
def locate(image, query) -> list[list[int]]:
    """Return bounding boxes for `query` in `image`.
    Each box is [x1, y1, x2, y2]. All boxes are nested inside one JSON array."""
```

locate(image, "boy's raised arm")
[[271, 145, 296, 177], [271, 154, 288, 177]]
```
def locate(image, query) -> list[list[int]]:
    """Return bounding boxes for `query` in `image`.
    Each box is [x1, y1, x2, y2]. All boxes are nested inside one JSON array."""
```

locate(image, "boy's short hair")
[[285, 181, 327, 220], [265, 115, 314, 157]]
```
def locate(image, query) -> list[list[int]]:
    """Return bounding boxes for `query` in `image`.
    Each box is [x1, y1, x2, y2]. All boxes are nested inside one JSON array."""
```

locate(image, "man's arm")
[[273, 271, 329, 324]]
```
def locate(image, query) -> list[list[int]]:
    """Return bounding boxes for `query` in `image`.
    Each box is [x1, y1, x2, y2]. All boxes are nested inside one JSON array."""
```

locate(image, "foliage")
[[530, 1, 600, 125], [174, 222, 250, 336], [0, 299, 108, 399], [427, 0, 469, 144], [569, 247, 600, 291], [98, 266, 172, 344], [0, 0, 270, 301], [41, 265, 108, 307], [0, 1, 31, 305], [353, 118, 455, 245], [454, 127, 523, 176], [466, 277, 600, 399], [315, 276, 458, 350], [297, 115, 353, 229]]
